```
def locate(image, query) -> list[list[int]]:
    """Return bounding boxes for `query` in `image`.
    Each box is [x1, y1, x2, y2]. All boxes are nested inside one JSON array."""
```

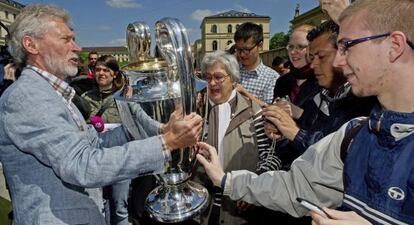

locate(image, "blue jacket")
[[343, 104, 414, 224], [0, 68, 165, 225]]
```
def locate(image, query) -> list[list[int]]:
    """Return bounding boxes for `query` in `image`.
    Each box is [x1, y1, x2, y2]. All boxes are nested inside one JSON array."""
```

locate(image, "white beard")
[[44, 52, 78, 78]]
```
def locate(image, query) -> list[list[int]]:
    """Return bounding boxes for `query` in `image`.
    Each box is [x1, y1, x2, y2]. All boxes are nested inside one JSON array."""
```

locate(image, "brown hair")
[[95, 55, 124, 91], [339, 0, 414, 42]]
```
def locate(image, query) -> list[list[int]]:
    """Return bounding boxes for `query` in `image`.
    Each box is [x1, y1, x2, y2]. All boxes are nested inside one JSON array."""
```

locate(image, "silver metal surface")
[[117, 19, 209, 223]]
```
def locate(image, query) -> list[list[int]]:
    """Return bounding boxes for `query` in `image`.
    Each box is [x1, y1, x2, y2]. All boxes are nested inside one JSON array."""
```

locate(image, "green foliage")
[[270, 32, 289, 50], [79, 52, 89, 64]]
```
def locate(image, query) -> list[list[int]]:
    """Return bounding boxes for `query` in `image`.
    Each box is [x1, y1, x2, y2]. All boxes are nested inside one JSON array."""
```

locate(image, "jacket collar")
[[369, 104, 414, 147]]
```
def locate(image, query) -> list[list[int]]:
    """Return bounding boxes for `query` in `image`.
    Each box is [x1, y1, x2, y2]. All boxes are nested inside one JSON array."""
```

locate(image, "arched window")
[[211, 24, 217, 33], [227, 24, 232, 33], [212, 41, 218, 50], [236, 24, 240, 31]]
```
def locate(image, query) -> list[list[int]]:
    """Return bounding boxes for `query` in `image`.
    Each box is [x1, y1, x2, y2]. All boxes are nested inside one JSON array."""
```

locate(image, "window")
[[236, 24, 240, 31], [212, 41, 218, 50], [211, 25, 217, 33], [227, 24, 232, 33], [5, 11, 8, 19], [227, 40, 233, 45]]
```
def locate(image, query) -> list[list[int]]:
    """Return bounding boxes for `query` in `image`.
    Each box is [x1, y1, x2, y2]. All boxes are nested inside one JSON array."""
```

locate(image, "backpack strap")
[[95, 98, 114, 116], [340, 118, 369, 162]]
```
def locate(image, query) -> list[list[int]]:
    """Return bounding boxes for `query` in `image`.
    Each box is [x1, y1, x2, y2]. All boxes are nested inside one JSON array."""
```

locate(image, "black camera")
[[0, 45, 12, 65]]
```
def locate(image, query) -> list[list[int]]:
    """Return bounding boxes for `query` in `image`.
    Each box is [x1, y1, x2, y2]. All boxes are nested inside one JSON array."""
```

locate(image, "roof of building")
[[205, 10, 269, 19], [81, 46, 128, 53], [0, 0, 25, 8]]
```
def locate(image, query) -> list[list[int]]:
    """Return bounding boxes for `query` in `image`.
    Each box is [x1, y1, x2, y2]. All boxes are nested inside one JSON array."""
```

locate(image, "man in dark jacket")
[[264, 20, 376, 169]]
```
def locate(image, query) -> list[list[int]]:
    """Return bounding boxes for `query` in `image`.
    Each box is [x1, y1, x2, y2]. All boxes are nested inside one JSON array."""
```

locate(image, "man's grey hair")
[[9, 4, 71, 67], [200, 50, 240, 83]]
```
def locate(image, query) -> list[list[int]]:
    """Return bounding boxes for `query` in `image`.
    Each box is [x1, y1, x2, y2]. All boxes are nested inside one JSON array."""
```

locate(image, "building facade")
[[290, 6, 329, 30], [260, 4, 329, 67], [0, 0, 24, 46], [196, 10, 271, 68]]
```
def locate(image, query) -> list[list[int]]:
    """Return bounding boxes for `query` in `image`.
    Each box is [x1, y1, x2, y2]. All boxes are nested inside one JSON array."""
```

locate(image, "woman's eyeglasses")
[[205, 72, 229, 83], [286, 44, 308, 52]]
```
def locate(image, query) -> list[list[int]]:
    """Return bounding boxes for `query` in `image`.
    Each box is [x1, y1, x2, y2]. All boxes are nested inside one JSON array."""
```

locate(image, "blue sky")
[[19, 0, 318, 48]]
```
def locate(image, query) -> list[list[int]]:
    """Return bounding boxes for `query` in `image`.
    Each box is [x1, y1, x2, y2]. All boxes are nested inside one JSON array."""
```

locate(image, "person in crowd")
[[194, 50, 279, 225], [273, 24, 320, 107], [265, 20, 376, 167], [79, 55, 128, 225], [196, 0, 414, 224], [234, 22, 279, 105], [86, 51, 98, 78], [70, 52, 98, 95], [81, 55, 124, 125], [0, 4, 202, 225], [271, 56, 290, 76]]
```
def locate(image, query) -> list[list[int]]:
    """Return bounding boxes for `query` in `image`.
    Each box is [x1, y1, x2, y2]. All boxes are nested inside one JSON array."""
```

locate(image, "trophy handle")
[[155, 18, 196, 117], [127, 21, 151, 63]]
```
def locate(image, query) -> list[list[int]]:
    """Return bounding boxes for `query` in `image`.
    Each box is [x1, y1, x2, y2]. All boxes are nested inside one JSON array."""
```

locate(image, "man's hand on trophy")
[[196, 142, 225, 187], [163, 113, 203, 150], [160, 108, 183, 134]]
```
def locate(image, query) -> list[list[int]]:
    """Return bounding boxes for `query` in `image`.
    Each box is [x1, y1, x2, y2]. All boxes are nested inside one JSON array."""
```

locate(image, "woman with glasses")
[[273, 24, 320, 106], [194, 50, 279, 225]]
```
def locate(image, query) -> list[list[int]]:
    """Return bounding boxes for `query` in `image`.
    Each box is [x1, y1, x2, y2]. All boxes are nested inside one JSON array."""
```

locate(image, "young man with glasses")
[[196, 0, 414, 224], [233, 22, 279, 105]]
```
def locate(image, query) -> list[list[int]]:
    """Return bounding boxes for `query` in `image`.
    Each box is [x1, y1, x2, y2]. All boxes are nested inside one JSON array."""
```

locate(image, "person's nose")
[[72, 40, 81, 53], [333, 50, 346, 68], [309, 57, 319, 70]]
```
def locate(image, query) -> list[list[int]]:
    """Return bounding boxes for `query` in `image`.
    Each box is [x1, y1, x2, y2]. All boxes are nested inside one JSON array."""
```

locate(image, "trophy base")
[[145, 180, 209, 223]]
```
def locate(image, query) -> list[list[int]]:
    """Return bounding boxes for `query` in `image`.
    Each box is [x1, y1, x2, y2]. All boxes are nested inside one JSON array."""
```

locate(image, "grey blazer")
[[0, 68, 165, 225]]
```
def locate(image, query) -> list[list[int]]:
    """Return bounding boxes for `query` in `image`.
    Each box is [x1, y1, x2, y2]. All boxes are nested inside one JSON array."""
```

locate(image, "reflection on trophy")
[[115, 18, 209, 223]]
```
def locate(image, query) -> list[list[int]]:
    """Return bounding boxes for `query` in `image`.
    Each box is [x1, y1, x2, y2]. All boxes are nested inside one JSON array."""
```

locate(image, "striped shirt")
[[240, 61, 279, 104]]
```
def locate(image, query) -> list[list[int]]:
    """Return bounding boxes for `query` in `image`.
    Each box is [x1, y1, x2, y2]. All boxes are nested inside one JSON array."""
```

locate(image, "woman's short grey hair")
[[201, 50, 240, 83], [9, 4, 71, 67]]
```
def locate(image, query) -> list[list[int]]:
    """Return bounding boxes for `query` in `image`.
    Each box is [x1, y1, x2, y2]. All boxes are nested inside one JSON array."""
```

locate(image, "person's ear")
[[258, 41, 264, 50], [388, 31, 407, 62], [22, 35, 39, 55]]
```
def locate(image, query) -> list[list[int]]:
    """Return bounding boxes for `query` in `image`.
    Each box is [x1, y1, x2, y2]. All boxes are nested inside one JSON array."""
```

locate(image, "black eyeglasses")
[[408, 40, 414, 50], [235, 42, 260, 55], [338, 32, 414, 55], [338, 32, 390, 56]]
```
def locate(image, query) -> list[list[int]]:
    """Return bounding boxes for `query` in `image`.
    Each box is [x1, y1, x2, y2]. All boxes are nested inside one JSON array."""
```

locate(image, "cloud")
[[109, 38, 127, 46], [234, 4, 252, 13], [98, 25, 111, 31], [106, 0, 142, 9], [191, 9, 215, 21]]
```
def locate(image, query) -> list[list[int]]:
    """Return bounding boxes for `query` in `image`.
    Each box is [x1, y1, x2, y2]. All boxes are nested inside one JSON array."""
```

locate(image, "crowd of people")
[[0, 0, 413, 225]]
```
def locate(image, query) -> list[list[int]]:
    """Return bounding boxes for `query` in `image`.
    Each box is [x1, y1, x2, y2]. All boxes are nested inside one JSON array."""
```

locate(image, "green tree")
[[269, 32, 289, 50]]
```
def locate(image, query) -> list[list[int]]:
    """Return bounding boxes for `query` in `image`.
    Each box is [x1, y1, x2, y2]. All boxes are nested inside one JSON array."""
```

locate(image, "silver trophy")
[[116, 18, 209, 223]]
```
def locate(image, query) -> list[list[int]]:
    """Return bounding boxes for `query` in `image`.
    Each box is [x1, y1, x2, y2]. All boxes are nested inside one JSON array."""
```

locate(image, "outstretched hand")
[[164, 112, 203, 150], [311, 208, 372, 225], [319, 0, 350, 24], [196, 142, 225, 187], [161, 107, 183, 134]]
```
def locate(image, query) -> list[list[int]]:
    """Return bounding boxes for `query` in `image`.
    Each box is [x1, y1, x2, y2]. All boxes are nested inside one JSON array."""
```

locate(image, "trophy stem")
[[145, 178, 209, 223]]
